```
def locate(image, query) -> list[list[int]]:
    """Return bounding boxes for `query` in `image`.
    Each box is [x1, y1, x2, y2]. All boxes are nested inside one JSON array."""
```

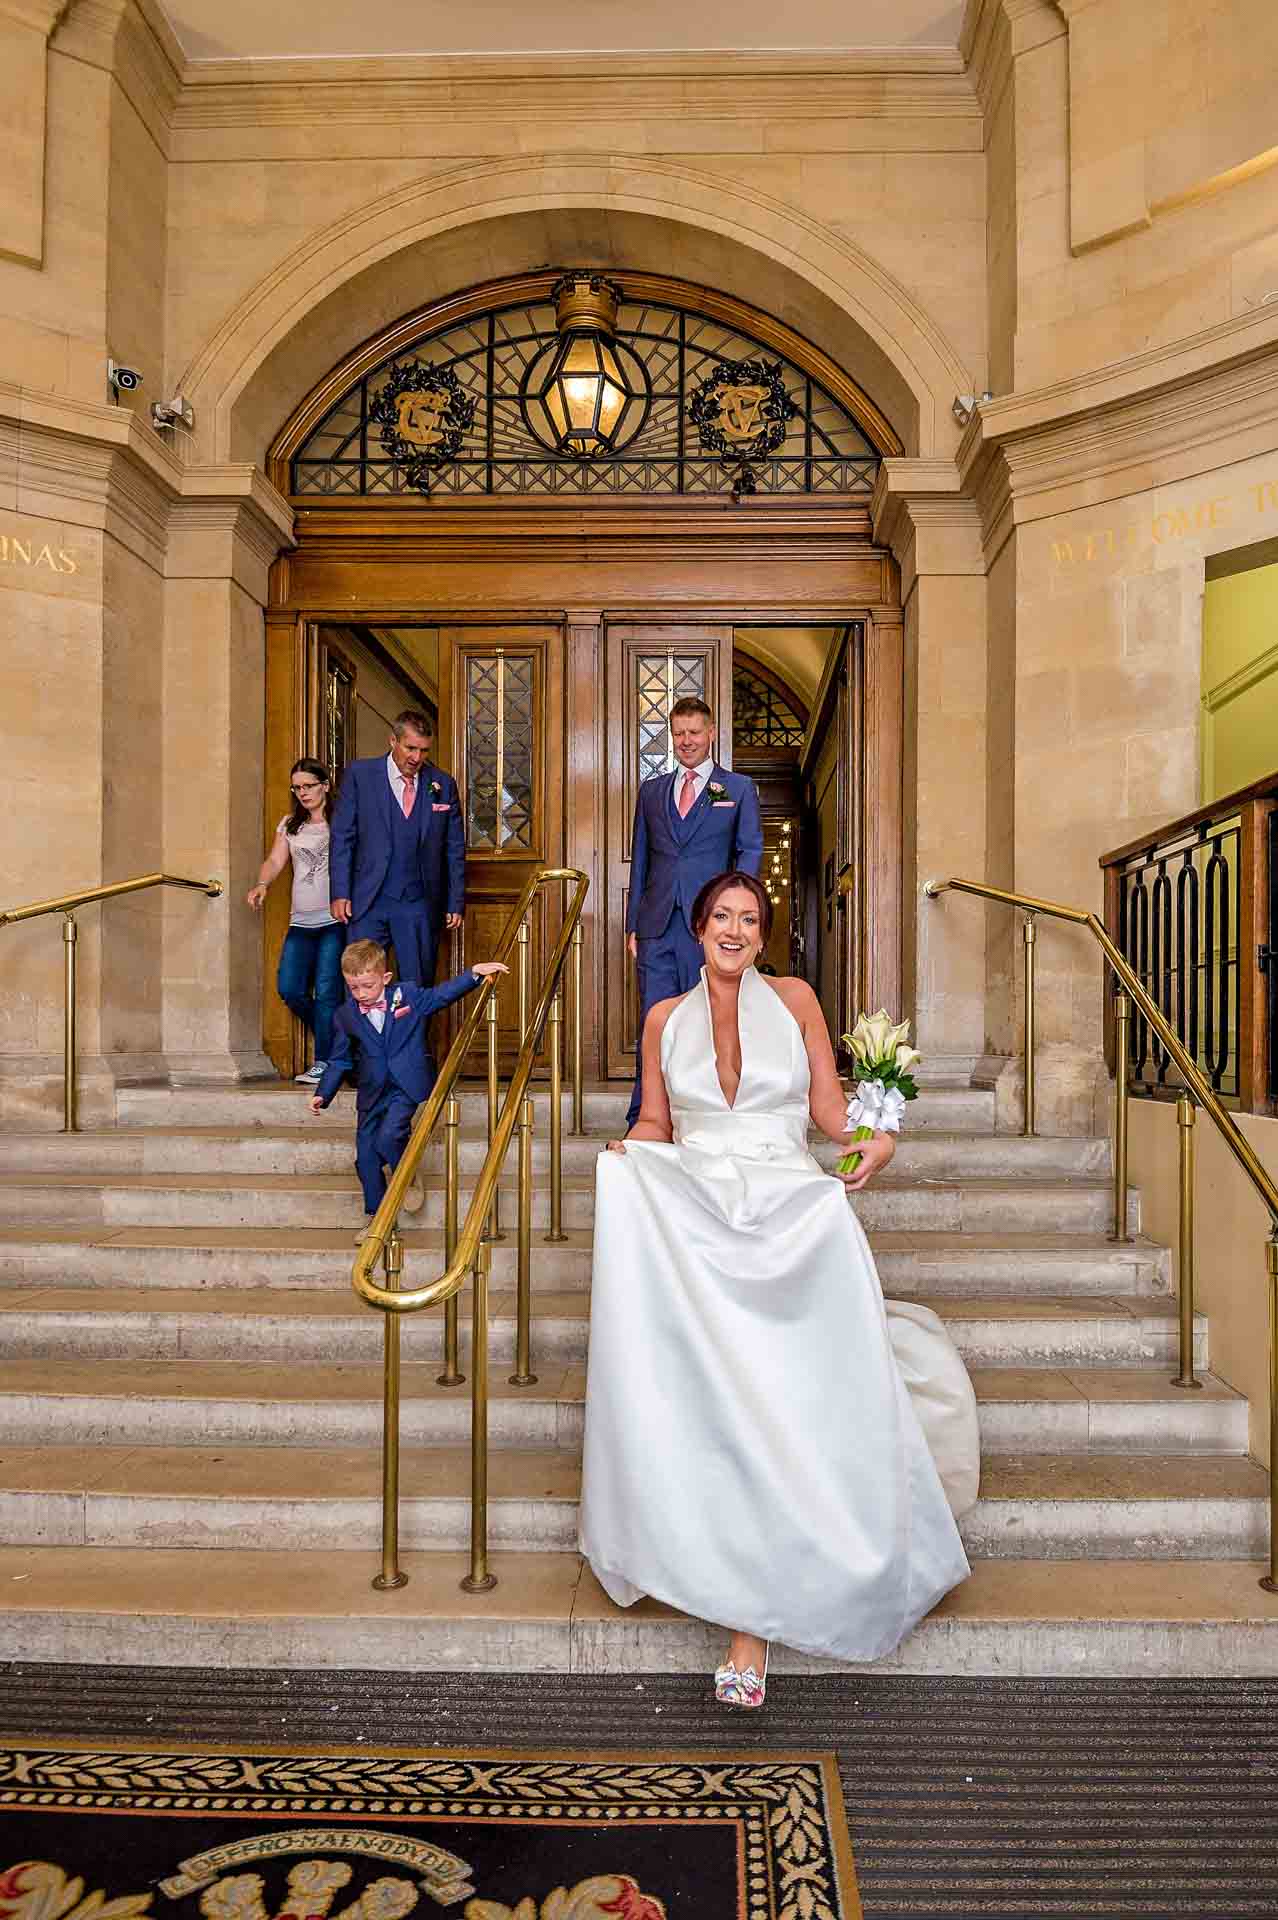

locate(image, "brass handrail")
[[0, 872, 223, 1131], [926, 874, 1278, 1593], [0, 872, 222, 926], [350, 865, 589, 1594]]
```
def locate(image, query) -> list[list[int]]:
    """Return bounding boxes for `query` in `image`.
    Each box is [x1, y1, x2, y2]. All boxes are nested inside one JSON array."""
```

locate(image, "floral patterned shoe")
[[713, 1646, 769, 1710]]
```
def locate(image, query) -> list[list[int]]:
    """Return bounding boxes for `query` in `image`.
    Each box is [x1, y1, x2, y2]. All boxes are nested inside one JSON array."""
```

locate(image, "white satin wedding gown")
[[579, 965, 979, 1663]]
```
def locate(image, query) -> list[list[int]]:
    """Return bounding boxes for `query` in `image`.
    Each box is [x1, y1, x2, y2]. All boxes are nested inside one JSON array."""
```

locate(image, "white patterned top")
[[276, 817, 336, 928]]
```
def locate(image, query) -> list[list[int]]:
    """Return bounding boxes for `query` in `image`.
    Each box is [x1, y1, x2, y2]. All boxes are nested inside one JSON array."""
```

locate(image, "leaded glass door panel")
[[440, 623, 564, 1070], [603, 621, 734, 1081]]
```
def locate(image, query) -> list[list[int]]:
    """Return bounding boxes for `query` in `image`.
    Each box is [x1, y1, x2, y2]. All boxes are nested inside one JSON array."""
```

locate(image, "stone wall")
[[2, 0, 1278, 1129]]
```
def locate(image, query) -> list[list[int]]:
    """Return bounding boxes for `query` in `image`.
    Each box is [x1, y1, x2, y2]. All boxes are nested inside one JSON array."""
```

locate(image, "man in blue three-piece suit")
[[329, 708, 465, 991], [625, 695, 764, 1126]]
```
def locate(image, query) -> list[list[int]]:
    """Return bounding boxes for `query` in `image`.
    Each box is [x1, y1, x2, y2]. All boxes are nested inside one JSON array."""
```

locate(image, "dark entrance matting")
[[0, 1739, 861, 1920]]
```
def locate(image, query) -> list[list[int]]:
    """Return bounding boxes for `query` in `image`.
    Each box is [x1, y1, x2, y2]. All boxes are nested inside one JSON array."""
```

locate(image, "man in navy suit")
[[311, 938, 507, 1224], [625, 695, 764, 1125], [329, 708, 465, 990]]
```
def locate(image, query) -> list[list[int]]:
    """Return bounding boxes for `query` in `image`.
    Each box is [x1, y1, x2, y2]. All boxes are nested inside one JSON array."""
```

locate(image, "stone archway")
[[176, 155, 977, 467]]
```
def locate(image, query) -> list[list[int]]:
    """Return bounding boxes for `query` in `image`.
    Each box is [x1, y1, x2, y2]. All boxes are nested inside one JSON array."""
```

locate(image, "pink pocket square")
[[393, 1005, 412, 1019], [431, 802, 450, 812], [711, 800, 735, 807]]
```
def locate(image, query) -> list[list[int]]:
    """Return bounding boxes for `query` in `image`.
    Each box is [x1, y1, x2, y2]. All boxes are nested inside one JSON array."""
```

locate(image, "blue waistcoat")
[[383, 796, 423, 902]]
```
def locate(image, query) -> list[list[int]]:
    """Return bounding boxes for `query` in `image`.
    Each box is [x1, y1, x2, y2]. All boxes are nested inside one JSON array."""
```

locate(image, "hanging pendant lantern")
[[521, 273, 649, 459]]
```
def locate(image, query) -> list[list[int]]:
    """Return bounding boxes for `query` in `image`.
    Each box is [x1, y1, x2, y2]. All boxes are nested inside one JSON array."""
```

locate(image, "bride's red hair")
[[690, 870, 773, 941]]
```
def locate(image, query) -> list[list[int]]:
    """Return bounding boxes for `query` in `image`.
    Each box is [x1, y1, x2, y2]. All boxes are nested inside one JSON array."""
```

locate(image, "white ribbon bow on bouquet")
[[845, 1078, 908, 1135]]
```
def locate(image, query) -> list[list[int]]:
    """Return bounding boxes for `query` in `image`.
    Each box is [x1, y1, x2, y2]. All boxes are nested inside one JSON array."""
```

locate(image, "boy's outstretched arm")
[[418, 960, 508, 1018]]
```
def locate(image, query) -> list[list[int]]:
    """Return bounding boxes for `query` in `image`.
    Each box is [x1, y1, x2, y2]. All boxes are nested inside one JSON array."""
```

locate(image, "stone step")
[[111, 1082, 999, 1134], [0, 1359, 1246, 1453], [0, 1226, 1168, 1297], [0, 1445, 1265, 1559], [0, 1170, 1132, 1236], [0, 1226, 595, 1292], [0, 1171, 596, 1231], [871, 1232, 1167, 1298], [0, 1126, 1105, 1182], [0, 1546, 1274, 1674], [0, 1286, 1208, 1370]]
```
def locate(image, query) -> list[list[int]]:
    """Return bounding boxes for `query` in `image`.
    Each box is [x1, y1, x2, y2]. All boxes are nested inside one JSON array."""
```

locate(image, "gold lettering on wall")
[[0, 531, 78, 573], [1050, 476, 1278, 572]]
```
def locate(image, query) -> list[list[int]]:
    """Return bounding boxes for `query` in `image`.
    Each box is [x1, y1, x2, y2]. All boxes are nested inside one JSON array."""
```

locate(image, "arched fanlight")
[[520, 273, 650, 458]]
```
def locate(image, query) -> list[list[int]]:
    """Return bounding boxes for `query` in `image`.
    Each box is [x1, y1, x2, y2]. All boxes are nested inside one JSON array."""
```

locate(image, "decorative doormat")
[[0, 1740, 860, 1920]]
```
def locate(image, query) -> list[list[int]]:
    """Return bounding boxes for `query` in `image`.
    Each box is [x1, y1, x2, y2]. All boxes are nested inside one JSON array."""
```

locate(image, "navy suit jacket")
[[329, 755, 466, 928], [315, 973, 480, 1114], [626, 764, 764, 939]]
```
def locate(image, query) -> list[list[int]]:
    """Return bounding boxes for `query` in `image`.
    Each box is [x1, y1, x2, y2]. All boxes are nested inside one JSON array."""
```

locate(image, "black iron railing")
[[1101, 772, 1278, 1112]]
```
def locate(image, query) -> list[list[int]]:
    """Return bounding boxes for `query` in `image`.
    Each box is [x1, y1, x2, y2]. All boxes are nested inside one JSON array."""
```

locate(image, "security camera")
[[150, 394, 195, 431], [107, 360, 143, 396]]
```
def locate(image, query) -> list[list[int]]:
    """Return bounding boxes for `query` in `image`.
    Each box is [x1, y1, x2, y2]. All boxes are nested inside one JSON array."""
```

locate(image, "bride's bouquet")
[[838, 1010, 921, 1175]]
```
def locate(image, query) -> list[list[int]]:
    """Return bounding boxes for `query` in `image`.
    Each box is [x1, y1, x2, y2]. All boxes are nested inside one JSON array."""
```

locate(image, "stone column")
[[0, 394, 180, 1124], [872, 459, 988, 1079], [162, 469, 295, 1082]]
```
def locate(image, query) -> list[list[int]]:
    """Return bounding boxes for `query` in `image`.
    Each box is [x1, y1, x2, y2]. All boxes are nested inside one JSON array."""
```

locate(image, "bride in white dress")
[[579, 871, 979, 1705]]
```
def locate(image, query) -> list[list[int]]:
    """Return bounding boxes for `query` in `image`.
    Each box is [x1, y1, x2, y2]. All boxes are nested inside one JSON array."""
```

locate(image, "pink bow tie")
[[359, 999, 388, 1017]]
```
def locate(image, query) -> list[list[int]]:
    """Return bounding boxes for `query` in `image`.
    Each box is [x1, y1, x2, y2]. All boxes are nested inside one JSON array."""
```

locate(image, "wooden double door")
[[262, 606, 902, 1082]]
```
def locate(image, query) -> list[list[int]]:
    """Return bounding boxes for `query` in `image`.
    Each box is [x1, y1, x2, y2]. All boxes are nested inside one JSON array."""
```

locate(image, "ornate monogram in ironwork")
[[367, 361, 476, 492], [688, 356, 799, 493], [292, 293, 880, 499]]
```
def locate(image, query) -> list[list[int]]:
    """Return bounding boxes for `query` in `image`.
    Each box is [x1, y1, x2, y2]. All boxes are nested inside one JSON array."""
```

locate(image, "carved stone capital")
[[871, 458, 985, 599]]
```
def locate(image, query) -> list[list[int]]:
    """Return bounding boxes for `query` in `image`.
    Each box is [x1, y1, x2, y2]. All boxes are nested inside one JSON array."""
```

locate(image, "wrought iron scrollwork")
[[291, 292, 879, 498], [1115, 813, 1242, 1099], [688, 355, 799, 494], [368, 361, 477, 493]]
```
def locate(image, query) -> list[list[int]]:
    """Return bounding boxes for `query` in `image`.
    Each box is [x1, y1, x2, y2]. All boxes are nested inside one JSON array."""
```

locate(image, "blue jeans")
[[277, 923, 344, 1061]]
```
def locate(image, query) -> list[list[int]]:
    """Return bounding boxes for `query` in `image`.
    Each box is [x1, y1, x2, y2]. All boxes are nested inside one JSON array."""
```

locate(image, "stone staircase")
[[0, 1079, 1274, 1675]]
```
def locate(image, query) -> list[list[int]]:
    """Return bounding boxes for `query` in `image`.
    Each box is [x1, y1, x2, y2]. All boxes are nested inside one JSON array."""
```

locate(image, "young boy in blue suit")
[[310, 937, 508, 1229]]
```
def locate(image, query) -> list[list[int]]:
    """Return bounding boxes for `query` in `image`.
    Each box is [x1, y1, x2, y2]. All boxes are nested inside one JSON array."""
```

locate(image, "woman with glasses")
[[247, 758, 343, 1086]]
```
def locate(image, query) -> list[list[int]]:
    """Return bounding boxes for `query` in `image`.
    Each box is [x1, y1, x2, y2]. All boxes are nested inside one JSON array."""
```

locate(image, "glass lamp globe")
[[522, 274, 649, 459]]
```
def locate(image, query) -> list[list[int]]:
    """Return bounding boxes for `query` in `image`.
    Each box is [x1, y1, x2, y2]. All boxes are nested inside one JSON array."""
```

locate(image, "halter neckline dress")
[[579, 964, 977, 1663]]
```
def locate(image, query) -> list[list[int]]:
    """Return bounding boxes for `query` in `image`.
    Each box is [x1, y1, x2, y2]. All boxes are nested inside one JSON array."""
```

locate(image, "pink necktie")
[[678, 770, 697, 817], [401, 775, 416, 817]]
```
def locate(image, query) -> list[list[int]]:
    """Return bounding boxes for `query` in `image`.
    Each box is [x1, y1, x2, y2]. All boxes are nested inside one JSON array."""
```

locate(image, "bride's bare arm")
[[608, 998, 677, 1149], [768, 978, 895, 1186]]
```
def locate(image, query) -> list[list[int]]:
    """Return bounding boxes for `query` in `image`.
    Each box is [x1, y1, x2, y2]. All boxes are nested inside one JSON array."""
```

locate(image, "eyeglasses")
[[291, 781, 324, 795]]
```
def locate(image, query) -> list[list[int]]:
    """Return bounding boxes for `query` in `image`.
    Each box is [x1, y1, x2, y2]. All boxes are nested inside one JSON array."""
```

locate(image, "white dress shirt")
[[364, 1003, 387, 1033], [386, 752, 420, 813], [672, 755, 715, 811]]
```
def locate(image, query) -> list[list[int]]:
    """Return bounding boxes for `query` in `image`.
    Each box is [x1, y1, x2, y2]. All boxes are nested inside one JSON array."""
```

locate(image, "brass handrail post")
[[510, 1096, 537, 1386], [517, 915, 531, 1041], [1262, 1231, 1278, 1595], [461, 1239, 497, 1593], [545, 986, 567, 1243], [485, 988, 505, 1241], [437, 1096, 464, 1387], [1172, 1093, 1202, 1390], [570, 918, 585, 1136], [372, 1229, 409, 1591], [1022, 913, 1036, 1138], [1112, 990, 1131, 1243], [61, 913, 78, 1133]]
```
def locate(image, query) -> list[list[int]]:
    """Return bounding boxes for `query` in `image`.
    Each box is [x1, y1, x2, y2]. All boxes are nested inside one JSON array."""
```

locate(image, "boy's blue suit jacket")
[[315, 973, 480, 1113], [328, 755, 466, 927], [625, 764, 764, 939]]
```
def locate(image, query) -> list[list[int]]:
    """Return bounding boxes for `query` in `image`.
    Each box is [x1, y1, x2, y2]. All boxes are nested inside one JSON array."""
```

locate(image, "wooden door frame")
[[265, 509, 904, 1081]]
